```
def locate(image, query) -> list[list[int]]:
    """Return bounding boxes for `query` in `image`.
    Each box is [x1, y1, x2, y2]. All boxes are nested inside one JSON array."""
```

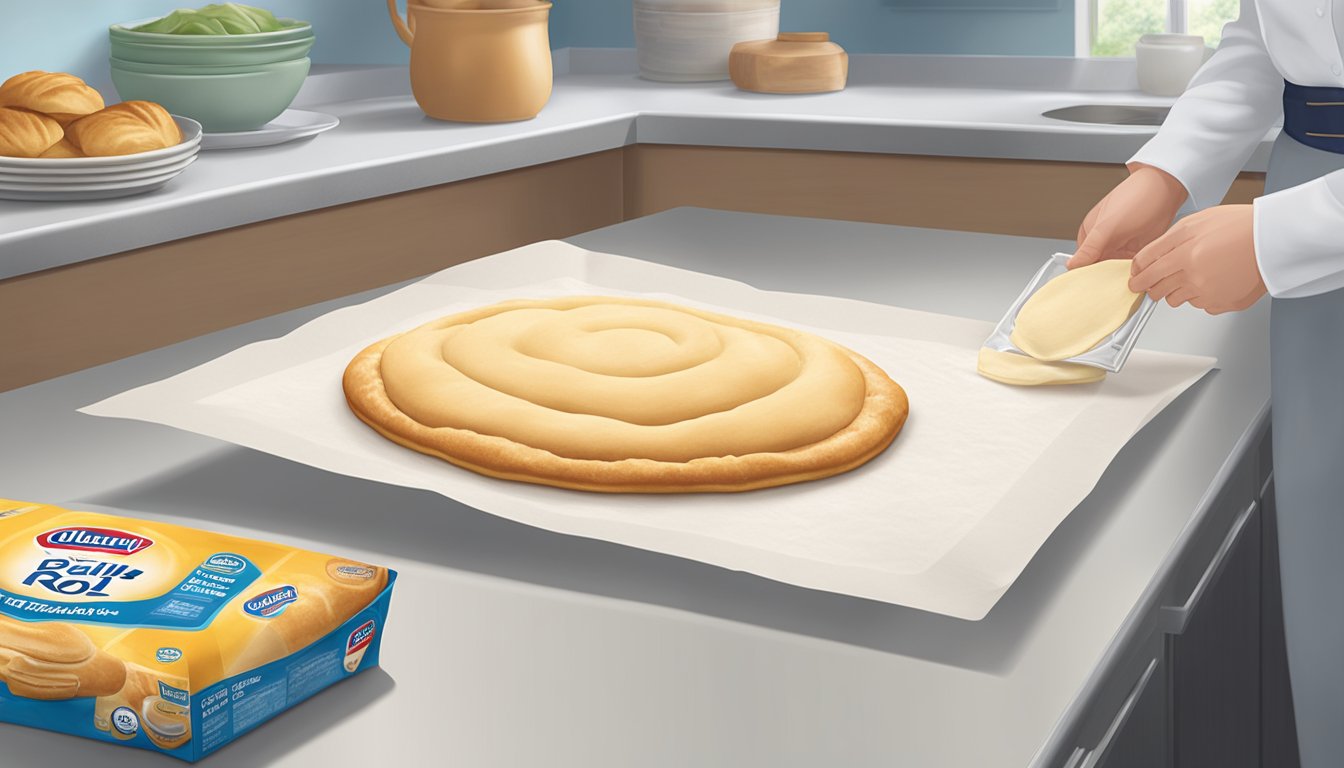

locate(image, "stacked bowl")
[[634, 0, 780, 82], [109, 19, 313, 132], [0, 116, 202, 201]]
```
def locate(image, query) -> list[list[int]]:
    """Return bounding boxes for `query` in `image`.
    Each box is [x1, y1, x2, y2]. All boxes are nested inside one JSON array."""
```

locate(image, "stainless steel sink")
[[1042, 104, 1171, 126]]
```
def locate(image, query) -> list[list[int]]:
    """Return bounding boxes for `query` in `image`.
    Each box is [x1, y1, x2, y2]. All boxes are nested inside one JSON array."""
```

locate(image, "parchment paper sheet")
[[82, 241, 1215, 619]]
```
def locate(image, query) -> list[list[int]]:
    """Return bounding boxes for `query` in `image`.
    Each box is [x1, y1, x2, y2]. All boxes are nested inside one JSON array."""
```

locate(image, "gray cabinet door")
[[1092, 653, 1168, 768], [1259, 479, 1301, 768], [1169, 502, 1262, 768]]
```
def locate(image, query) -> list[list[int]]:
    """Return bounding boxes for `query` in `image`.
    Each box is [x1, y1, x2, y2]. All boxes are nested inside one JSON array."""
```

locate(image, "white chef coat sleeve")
[[1253, 172, 1344, 298], [1127, 0, 1282, 210]]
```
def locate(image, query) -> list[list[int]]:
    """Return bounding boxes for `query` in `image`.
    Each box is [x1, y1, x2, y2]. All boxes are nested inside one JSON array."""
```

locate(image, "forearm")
[[1125, 162, 1190, 204]]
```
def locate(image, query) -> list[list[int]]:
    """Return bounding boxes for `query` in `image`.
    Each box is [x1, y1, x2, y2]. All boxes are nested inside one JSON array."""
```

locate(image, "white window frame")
[[1076, 0, 1190, 57]]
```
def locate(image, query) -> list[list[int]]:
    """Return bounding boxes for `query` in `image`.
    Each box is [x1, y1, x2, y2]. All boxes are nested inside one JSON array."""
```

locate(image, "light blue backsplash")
[[0, 1, 410, 90], [551, 0, 1076, 56], [0, 0, 1074, 87]]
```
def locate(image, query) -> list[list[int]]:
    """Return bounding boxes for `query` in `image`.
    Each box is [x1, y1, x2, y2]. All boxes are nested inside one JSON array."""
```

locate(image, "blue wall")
[[0, 0, 1074, 86], [553, 0, 1076, 56], [0, 1, 408, 87]]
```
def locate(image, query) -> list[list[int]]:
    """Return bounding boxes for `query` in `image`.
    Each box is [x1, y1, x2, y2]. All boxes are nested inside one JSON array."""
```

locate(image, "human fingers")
[[1069, 224, 1113, 269], [1070, 199, 1107, 267], [1130, 220, 1194, 277], [1144, 272, 1188, 303], [1130, 236, 1191, 294], [1165, 286, 1199, 308], [1078, 196, 1109, 242]]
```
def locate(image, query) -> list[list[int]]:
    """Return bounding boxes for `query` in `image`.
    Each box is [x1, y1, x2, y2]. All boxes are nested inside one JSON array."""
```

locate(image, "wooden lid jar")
[[729, 32, 848, 94]]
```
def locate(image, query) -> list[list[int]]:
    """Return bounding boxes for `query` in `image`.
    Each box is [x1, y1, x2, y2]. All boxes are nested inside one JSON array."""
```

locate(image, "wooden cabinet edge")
[[622, 144, 1266, 240], [0, 150, 625, 392], [0, 145, 1266, 391]]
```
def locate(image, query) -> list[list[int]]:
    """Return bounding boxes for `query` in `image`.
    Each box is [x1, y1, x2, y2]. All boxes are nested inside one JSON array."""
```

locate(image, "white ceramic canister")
[[633, 0, 781, 82], [1135, 33, 1210, 97]]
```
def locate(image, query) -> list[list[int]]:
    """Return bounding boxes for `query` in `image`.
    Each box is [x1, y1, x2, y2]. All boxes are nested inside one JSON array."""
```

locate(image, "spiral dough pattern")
[[343, 296, 908, 492]]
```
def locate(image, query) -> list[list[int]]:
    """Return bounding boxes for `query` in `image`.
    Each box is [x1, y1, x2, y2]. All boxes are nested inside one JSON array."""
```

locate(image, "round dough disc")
[[343, 296, 909, 493], [1010, 259, 1143, 362], [977, 347, 1106, 386]]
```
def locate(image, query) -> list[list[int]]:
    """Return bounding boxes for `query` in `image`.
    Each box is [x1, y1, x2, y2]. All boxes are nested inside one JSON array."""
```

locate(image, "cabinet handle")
[[1062, 746, 1089, 768], [1159, 499, 1257, 636]]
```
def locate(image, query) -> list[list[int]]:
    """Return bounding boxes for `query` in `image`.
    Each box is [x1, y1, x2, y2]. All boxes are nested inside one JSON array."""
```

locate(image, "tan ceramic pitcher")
[[386, 0, 553, 122]]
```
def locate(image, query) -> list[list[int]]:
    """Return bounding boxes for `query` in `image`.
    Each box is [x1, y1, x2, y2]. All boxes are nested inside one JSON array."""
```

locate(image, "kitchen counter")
[[0, 51, 1278, 282], [0, 208, 1272, 767]]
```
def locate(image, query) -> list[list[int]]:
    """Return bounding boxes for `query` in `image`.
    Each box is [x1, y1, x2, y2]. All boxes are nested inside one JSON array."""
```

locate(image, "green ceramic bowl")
[[108, 55, 311, 77], [109, 35, 314, 66], [110, 18, 313, 46], [110, 58, 311, 132]]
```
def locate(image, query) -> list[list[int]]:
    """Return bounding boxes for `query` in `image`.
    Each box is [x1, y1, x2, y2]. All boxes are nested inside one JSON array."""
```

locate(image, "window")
[[1076, 0, 1240, 57]]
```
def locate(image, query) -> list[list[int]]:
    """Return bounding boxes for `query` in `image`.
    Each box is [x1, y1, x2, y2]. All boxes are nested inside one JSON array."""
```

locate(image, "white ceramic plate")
[[200, 109, 338, 150], [0, 155, 197, 184], [0, 161, 193, 192], [0, 146, 197, 174], [0, 177, 180, 201]]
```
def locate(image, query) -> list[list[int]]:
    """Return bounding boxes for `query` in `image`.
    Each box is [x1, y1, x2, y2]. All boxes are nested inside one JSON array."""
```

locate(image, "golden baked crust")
[[343, 296, 908, 493], [0, 71, 104, 126], [38, 137, 82, 158], [0, 106, 63, 158], [68, 100, 181, 157]]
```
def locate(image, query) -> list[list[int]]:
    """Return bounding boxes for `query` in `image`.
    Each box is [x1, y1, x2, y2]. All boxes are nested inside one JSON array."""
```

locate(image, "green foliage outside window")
[[1188, 0, 1239, 48], [1092, 0, 1165, 57], [1090, 0, 1239, 57]]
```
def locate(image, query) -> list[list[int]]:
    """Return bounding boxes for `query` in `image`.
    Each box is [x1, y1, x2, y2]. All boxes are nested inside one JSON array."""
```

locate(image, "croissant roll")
[[68, 100, 181, 157], [0, 106, 63, 158], [0, 71, 104, 126]]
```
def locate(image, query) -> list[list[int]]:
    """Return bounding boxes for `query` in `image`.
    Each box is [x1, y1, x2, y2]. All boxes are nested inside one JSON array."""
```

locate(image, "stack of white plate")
[[0, 116, 202, 202]]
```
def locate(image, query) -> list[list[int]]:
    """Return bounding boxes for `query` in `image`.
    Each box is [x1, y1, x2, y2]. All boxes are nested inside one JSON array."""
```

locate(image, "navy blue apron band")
[[1283, 81, 1344, 153]]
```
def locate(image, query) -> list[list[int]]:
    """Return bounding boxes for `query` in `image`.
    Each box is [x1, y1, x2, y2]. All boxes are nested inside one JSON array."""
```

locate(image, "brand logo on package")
[[244, 585, 299, 619], [347, 620, 376, 653], [158, 681, 190, 707], [156, 647, 183, 663], [36, 527, 153, 556], [202, 552, 248, 575], [111, 706, 140, 737], [335, 565, 375, 580]]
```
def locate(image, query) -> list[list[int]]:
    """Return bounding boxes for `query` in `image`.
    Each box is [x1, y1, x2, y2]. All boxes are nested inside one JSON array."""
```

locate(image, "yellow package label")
[[0, 499, 397, 762]]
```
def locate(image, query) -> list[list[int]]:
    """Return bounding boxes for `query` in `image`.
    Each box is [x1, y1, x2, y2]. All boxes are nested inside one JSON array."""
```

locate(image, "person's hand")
[[1068, 164, 1189, 269], [1128, 204, 1266, 314]]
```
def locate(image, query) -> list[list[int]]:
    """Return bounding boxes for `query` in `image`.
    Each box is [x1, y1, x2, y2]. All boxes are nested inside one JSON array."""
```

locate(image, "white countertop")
[[0, 51, 1278, 282], [0, 209, 1271, 767]]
